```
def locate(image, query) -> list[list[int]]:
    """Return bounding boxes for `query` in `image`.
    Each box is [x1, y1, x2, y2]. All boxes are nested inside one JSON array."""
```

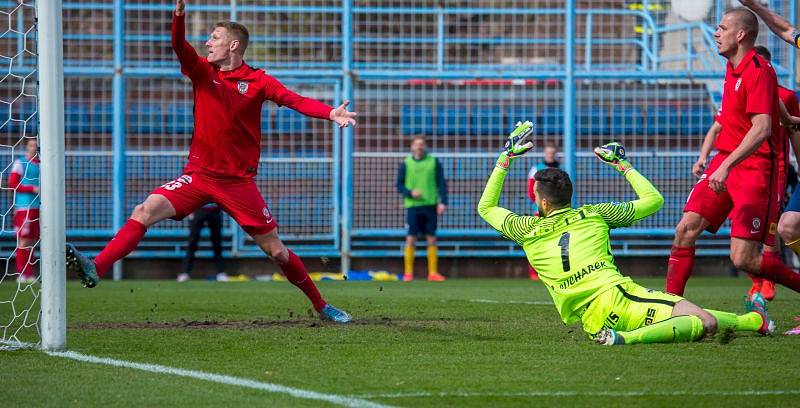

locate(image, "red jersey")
[[171, 13, 333, 178], [714, 48, 781, 162], [779, 86, 800, 163]]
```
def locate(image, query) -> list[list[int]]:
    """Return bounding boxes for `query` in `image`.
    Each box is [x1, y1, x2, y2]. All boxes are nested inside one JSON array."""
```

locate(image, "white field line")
[[467, 298, 553, 305], [0, 339, 392, 408], [353, 390, 800, 399]]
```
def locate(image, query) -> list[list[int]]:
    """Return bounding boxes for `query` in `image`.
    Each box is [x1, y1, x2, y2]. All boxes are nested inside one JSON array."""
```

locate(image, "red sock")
[[279, 250, 326, 312], [666, 245, 695, 296], [757, 250, 800, 293], [16, 247, 32, 277], [749, 274, 764, 286], [94, 219, 147, 278]]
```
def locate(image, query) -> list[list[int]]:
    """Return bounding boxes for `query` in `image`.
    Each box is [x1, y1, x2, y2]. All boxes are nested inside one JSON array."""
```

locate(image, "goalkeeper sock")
[[618, 315, 705, 344], [15, 246, 32, 276], [94, 218, 147, 278], [756, 250, 800, 293], [704, 309, 762, 332], [427, 245, 438, 276], [666, 245, 695, 295], [404, 245, 414, 276], [279, 250, 326, 312]]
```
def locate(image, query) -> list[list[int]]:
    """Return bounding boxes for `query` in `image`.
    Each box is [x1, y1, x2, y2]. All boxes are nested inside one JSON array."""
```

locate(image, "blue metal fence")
[[1, 1, 797, 270]]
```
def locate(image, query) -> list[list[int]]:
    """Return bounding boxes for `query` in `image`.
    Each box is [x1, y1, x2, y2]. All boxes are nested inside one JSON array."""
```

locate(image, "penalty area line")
[[42, 349, 393, 408], [467, 299, 553, 305]]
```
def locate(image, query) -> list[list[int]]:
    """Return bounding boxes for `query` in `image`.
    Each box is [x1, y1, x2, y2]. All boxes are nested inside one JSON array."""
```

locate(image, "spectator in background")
[[396, 136, 448, 282], [177, 203, 227, 282], [526, 144, 560, 280], [9, 138, 39, 283]]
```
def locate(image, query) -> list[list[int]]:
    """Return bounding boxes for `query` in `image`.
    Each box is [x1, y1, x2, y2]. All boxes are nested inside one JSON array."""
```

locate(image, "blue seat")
[[471, 105, 505, 136], [436, 105, 469, 136], [91, 102, 113, 133], [311, 195, 332, 227], [681, 105, 713, 136], [128, 103, 163, 134], [540, 105, 562, 135], [506, 105, 537, 133], [610, 105, 644, 135], [166, 102, 193, 134], [0, 103, 9, 131], [276, 107, 308, 134], [9, 102, 37, 134], [577, 106, 609, 136], [275, 194, 310, 224], [66, 194, 87, 226], [65, 102, 90, 134], [646, 105, 680, 135], [400, 105, 433, 135], [261, 105, 271, 134]]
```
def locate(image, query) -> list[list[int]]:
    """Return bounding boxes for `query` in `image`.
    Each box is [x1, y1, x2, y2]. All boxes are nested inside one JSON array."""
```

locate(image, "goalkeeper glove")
[[594, 141, 633, 175], [496, 121, 534, 170]]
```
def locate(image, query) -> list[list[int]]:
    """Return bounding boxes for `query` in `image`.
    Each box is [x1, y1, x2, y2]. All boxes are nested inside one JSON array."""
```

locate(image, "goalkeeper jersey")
[[477, 162, 663, 325]]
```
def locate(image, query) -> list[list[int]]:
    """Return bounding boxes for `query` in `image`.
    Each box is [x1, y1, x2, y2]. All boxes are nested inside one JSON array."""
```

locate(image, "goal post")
[[36, 0, 66, 351]]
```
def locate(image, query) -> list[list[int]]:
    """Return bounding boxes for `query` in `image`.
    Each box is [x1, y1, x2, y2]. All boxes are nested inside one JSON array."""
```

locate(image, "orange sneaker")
[[403, 273, 414, 282], [761, 280, 775, 301], [427, 273, 446, 282]]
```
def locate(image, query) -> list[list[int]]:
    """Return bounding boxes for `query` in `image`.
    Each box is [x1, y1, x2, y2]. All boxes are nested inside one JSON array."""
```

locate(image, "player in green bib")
[[478, 121, 775, 345]]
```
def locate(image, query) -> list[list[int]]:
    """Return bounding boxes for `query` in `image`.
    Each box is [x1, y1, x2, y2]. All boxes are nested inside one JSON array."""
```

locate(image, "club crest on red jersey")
[[237, 81, 249, 94], [735, 77, 742, 92]]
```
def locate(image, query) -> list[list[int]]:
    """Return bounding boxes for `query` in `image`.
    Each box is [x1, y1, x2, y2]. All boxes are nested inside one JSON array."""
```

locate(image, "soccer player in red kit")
[[65, 0, 357, 323], [665, 9, 800, 306]]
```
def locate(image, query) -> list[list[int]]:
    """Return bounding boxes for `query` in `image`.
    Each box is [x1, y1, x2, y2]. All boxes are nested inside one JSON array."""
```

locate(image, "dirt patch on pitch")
[[70, 316, 417, 330]]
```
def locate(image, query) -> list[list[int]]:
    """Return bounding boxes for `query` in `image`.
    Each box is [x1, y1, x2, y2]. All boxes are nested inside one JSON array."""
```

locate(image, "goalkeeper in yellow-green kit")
[[478, 121, 775, 345]]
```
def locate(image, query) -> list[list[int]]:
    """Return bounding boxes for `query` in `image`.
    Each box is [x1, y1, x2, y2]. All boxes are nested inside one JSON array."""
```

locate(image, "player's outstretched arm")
[[171, 0, 204, 77], [593, 142, 664, 228], [740, 0, 800, 48], [477, 121, 537, 243]]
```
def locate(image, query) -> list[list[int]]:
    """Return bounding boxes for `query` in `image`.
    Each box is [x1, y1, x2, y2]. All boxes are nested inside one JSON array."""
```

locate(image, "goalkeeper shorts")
[[581, 281, 683, 337]]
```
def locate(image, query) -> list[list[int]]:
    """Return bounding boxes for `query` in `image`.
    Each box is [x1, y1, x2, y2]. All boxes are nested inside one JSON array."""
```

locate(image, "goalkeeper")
[[477, 122, 775, 345]]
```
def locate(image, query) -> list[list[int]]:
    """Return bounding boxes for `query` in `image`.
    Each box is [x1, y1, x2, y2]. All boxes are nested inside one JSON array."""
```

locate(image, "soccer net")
[[0, 0, 40, 349]]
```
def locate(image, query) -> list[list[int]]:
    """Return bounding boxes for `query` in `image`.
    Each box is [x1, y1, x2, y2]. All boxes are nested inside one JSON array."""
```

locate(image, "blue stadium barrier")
[[311, 195, 331, 227], [471, 105, 505, 135], [91, 102, 113, 133], [681, 104, 713, 136], [9, 102, 37, 134], [610, 105, 644, 135], [577, 105, 609, 135], [275, 107, 308, 134], [128, 103, 163, 134], [540, 105, 562, 135], [436, 105, 469, 136], [646, 105, 679, 135], [400, 105, 433, 135], [506, 105, 538, 133], [165, 102, 193, 134], [65, 102, 91, 134]]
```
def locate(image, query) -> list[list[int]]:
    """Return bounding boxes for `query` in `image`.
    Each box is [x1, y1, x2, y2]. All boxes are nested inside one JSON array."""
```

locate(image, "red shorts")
[[151, 167, 276, 236], [684, 153, 781, 246], [14, 209, 40, 239]]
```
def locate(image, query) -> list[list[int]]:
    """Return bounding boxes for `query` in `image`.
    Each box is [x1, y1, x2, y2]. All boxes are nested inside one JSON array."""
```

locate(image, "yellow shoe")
[[427, 273, 446, 282], [403, 273, 414, 282]]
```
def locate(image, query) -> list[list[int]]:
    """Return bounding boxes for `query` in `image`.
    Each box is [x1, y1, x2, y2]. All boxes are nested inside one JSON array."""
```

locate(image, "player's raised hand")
[[330, 100, 357, 128], [594, 142, 633, 175], [176, 0, 186, 16], [496, 121, 534, 170]]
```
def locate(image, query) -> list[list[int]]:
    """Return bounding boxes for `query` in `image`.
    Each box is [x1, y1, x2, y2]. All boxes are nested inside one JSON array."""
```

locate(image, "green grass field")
[[2, 277, 800, 407]]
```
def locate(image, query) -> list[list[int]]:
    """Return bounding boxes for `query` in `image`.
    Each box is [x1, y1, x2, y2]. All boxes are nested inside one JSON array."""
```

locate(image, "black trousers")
[[181, 207, 224, 275]]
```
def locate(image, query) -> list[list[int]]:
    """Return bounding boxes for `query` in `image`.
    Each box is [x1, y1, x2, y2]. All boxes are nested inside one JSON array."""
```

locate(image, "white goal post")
[[36, 0, 66, 350]]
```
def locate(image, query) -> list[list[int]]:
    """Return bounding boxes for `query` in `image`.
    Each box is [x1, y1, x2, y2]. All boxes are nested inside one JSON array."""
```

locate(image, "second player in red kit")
[[65, 0, 357, 323], [666, 8, 800, 298]]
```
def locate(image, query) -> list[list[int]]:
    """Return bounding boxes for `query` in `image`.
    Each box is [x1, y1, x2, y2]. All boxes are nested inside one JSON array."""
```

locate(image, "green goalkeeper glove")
[[496, 121, 534, 170], [594, 141, 633, 175]]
